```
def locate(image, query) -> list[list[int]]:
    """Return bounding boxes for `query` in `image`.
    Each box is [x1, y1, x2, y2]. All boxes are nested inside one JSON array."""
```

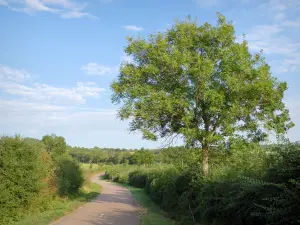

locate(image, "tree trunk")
[[202, 142, 209, 176]]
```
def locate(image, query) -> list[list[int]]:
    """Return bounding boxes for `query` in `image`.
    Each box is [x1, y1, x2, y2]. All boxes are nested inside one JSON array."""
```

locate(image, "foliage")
[[131, 149, 156, 165], [2, 132, 299, 225], [69, 146, 159, 166], [158, 147, 200, 166], [69, 146, 136, 164], [0, 134, 89, 224], [104, 165, 140, 183], [257, 143, 300, 225], [111, 14, 293, 174], [128, 169, 149, 188], [55, 156, 84, 196], [105, 142, 300, 225], [13, 175, 102, 225], [42, 134, 67, 158], [0, 136, 52, 224]]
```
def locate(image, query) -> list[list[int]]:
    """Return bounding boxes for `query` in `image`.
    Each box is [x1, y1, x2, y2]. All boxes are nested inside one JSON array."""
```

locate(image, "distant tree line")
[[68, 146, 157, 165]]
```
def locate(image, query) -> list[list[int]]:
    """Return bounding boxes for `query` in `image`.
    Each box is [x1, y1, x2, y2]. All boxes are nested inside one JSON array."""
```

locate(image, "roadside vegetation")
[[2, 136, 299, 225], [103, 142, 300, 225], [0, 135, 101, 225]]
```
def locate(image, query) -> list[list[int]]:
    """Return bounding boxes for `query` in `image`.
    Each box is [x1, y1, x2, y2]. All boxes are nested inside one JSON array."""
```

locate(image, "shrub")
[[55, 157, 84, 196], [104, 143, 300, 225], [131, 149, 155, 165], [42, 134, 67, 157], [261, 180, 300, 225], [0, 136, 51, 224], [105, 165, 140, 183], [128, 169, 148, 188], [255, 143, 300, 225]]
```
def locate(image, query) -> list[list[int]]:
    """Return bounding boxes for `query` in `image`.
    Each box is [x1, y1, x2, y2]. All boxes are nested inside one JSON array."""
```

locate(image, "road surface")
[[50, 173, 140, 225]]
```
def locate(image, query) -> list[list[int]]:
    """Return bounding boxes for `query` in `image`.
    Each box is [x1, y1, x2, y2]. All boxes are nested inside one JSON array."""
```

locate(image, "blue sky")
[[0, 0, 299, 148]]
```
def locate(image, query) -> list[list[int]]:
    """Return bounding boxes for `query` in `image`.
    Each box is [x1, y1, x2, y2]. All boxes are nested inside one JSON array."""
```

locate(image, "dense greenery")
[[131, 148, 156, 165], [0, 135, 85, 224], [104, 142, 300, 225], [55, 156, 84, 196], [42, 134, 67, 157], [111, 14, 293, 174], [2, 134, 299, 225], [69, 146, 156, 165], [0, 136, 53, 224]]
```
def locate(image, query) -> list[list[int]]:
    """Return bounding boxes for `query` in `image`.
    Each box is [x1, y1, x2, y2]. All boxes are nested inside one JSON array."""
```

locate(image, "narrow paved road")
[[50, 173, 140, 225]]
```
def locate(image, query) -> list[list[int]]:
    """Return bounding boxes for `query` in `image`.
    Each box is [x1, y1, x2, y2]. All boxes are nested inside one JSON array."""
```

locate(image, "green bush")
[[131, 149, 155, 165], [104, 143, 300, 225], [256, 143, 300, 225], [261, 180, 300, 225], [0, 136, 51, 224], [55, 157, 84, 196], [105, 165, 140, 183], [128, 169, 148, 188]]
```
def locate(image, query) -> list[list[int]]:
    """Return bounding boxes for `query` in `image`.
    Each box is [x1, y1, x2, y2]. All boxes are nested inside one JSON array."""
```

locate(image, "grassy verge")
[[14, 169, 102, 225], [128, 185, 177, 225]]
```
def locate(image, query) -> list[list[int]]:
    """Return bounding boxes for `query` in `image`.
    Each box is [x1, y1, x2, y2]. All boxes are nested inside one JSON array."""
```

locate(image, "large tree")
[[111, 14, 293, 175]]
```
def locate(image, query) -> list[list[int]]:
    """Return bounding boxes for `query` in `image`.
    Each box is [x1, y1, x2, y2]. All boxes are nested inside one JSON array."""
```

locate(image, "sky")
[[0, 0, 299, 148]]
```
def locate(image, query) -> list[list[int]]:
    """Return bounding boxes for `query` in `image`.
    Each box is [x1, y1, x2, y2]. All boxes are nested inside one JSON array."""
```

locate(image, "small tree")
[[42, 134, 67, 158], [111, 14, 293, 175], [132, 149, 155, 165], [55, 156, 84, 196]]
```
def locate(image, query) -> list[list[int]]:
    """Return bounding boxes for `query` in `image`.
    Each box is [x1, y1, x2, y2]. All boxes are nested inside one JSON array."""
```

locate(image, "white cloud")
[[123, 25, 144, 31], [42, 0, 74, 8], [60, 11, 98, 19], [242, 0, 300, 73], [0, 0, 8, 6], [0, 66, 172, 148], [245, 24, 300, 73], [0, 99, 160, 148], [81, 62, 115, 76], [24, 0, 58, 12], [0, 65, 105, 105], [1, 0, 98, 19], [282, 18, 300, 27], [0, 65, 31, 82], [0, 82, 104, 104], [0, 100, 66, 112], [268, 0, 287, 12], [274, 12, 285, 21], [246, 24, 282, 42]]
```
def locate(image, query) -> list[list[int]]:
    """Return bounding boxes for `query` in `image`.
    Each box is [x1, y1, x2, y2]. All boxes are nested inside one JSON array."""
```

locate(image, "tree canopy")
[[111, 14, 293, 174], [42, 134, 67, 158], [131, 149, 155, 165]]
